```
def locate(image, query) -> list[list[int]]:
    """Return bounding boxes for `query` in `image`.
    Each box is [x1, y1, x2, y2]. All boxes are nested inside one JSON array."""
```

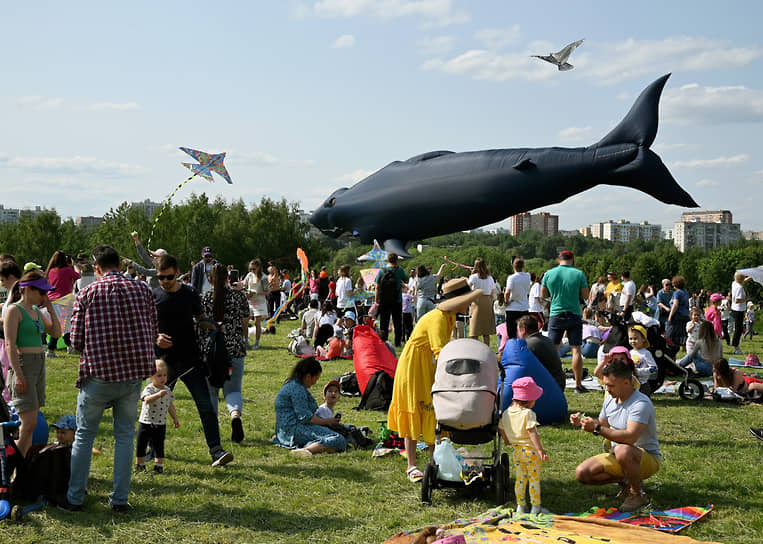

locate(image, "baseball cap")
[[323, 380, 341, 395], [202, 246, 213, 257], [51, 414, 77, 430], [558, 250, 574, 261], [343, 311, 356, 322]]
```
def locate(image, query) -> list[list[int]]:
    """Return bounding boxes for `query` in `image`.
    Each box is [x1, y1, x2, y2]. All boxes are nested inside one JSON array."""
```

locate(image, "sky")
[[2, 0, 762, 234]]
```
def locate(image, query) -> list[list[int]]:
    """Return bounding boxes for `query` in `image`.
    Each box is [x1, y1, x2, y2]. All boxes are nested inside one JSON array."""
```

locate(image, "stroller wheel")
[[421, 463, 437, 504], [679, 379, 704, 401]]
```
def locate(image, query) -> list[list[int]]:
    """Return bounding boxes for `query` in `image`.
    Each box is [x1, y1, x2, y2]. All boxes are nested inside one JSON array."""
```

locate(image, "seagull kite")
[[147, 147, 233, 246], [532, 39, 584, 71]]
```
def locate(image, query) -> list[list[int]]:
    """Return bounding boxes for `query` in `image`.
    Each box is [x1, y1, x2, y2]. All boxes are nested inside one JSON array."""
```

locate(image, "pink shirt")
[[705, 306, 722, 338], [47, 266, 81, 301]]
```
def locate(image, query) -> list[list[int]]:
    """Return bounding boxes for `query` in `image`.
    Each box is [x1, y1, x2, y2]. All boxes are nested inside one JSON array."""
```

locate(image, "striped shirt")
[[70, 271, 158, 387]]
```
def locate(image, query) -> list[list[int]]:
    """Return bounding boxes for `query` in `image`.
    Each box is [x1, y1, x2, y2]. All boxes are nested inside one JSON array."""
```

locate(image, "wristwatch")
[[592, 423, 601, 436]]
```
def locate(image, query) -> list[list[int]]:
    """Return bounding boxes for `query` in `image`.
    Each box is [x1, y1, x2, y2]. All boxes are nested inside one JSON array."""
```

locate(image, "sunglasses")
[[156, 274, 176, 281]]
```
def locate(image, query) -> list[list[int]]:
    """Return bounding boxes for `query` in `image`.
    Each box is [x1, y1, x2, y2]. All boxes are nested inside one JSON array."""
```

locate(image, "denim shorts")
[[547, 313, 583, 346]]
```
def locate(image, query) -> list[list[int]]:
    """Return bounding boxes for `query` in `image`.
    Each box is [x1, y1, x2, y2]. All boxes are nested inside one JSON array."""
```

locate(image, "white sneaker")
[[516, 504, 528, 515], [531, 505, 550, 515]]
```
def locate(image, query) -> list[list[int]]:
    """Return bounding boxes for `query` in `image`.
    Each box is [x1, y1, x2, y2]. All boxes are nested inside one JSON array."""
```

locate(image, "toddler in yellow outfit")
[[499, 376, 550, 514]]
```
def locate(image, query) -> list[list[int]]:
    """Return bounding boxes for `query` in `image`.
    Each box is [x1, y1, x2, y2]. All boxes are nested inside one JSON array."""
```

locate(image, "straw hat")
[[437, 277, 483, 313]]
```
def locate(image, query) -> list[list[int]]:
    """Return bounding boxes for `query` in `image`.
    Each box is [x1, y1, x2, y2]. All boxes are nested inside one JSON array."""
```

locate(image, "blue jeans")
[[559, 340, 599, 359], [68, 377, 142, 506], [208, 357, 244, 415], [416, 298, 435, 320], [678, 353, 713, 376], [170, 365, 221, 451]]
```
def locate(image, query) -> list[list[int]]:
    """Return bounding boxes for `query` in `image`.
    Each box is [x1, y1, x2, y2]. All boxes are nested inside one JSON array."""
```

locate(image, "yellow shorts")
[[593, 449, 660, 480]]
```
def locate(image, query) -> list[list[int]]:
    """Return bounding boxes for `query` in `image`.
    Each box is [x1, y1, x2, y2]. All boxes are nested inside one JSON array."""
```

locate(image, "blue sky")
[[2, 1, 762, 233]]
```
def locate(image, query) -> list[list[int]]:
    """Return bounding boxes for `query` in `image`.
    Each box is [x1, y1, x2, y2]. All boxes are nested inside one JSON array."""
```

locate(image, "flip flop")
[[406, 466, 424, 483]]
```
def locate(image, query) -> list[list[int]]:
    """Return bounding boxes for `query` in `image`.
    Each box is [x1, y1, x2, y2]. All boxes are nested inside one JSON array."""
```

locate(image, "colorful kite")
[[357, 240, 388, 268], [147, 147, 232, 246]]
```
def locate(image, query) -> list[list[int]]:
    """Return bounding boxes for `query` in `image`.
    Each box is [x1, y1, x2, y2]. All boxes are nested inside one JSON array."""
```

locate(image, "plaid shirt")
[[70, 271, 158, 387]]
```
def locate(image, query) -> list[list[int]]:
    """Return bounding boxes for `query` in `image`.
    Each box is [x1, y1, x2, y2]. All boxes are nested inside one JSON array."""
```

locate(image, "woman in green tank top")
[[4, 270, 60, 456]]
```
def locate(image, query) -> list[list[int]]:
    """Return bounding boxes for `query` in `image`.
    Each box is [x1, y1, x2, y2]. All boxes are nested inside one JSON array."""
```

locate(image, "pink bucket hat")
[[512, 376, 543, 401], [710, 293, 724, 303]]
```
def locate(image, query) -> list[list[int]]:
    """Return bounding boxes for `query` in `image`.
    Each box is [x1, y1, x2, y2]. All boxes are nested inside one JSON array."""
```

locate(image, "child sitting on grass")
[[315, 380, 373, 449], [135, 360, 179, 474], [499, 377, 550, 515]]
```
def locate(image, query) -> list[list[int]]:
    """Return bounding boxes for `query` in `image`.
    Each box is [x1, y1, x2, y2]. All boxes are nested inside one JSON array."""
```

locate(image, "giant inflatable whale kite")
[[311, 74, 698, 257]]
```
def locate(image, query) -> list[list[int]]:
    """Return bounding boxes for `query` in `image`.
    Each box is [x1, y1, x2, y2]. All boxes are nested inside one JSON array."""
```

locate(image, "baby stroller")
[[599, 311, 703, 399], [421, 339, 509, 505]]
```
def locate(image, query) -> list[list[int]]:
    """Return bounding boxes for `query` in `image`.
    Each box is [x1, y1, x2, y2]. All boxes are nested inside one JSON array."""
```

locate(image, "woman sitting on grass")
[[273, 357, 346, 457], [677, 321, 722, 377], [712, 358, 763, 394]]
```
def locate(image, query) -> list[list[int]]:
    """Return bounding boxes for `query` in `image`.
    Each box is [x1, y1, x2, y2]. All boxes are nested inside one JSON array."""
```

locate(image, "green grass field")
[[1, 326, 761, 544]]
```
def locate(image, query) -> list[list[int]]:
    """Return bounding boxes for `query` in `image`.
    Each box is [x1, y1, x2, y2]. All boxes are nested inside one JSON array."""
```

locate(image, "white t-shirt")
[[528, 282, 544, 313], [139, 384, 175, 425], [506, 272, 531, 311], [315, 404, 334, 419], [731, 281, 746, 312], [335, 276, 353, 309], [630, 348, 657, 384], [621, 280, 636, 308], [200, 263, 214, 294], [468, 274, 495, 295]]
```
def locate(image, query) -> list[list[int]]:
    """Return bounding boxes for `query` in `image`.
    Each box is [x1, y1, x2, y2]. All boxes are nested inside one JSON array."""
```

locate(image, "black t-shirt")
[[153, 284, 202, 367], [526, 332, 566, 390]]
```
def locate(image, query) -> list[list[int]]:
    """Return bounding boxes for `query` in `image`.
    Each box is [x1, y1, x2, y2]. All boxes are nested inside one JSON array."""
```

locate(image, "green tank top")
[[13, 303, 44, 348]]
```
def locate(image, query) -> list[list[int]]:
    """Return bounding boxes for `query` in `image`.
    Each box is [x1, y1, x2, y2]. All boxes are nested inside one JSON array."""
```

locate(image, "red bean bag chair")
[[352, 325, 398, 394]]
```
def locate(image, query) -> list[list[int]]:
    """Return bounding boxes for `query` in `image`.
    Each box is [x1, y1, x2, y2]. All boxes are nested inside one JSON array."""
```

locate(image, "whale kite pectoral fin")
[[512, 158, 536, 170], [383, 239, 412, 258]]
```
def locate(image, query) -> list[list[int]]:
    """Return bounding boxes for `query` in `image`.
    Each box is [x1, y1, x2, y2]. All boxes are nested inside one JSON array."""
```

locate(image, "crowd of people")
[[0, 240, 759, 516]]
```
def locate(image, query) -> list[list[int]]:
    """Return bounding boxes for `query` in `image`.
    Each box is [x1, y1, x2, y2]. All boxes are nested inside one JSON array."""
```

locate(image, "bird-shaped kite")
[[532, 39, 584, 71], [147, 147, 233, 246]]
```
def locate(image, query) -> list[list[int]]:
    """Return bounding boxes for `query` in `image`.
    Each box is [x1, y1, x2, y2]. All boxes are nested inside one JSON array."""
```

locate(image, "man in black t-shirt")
[[517, 315, 565, 390], [154, 254, 233, 467]]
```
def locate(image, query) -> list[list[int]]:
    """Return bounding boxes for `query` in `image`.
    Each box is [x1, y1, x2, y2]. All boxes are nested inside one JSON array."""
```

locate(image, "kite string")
[[147, 173, 197, 248], [443, 256, 474, 272]]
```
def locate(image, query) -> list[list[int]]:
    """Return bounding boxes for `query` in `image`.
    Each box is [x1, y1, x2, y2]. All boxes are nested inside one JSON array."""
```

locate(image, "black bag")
[[200, 319, 232, 389], [357, 370, 393, 411], [12, 443, 71, 504], [335, 372, 361, 397], [378, 268, 398, 307]]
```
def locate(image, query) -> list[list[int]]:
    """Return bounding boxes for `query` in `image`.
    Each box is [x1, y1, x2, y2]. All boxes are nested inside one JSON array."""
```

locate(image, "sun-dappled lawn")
[[1, 326, 761, 544]]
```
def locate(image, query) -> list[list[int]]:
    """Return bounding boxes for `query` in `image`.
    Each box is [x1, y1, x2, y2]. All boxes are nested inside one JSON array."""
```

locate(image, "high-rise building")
[[587, 220, 661, 242], [130, 199, 162, 219], [76, 216, 103, 227], [0, 205, 49, 224], [680, 210, 733, 224], [509, 212, 559, 237], [672, 221, 742, 251]]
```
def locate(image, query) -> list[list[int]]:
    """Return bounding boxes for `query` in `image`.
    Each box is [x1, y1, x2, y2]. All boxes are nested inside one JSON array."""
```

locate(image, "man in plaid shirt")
[[62, 245, 157, 513]]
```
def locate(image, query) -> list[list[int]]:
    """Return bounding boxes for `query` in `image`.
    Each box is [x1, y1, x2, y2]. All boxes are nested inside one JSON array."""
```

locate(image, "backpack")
[[12, 443, 71, 504], [378, 268, 398, 307], [200, 319, 232, 388], [335, 372, 361, 397], [288, 335, 314, 356], [357, 370, 394, 411]]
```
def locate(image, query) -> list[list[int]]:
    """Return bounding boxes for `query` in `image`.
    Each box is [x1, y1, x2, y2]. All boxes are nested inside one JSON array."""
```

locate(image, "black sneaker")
[[211, 449, 234, 467], [750, 427, 763, 441], [110, 501, 131, 513], [57, 497, 84, 512], [574, 385, 590, 394], [135, 464, 146, 473], [231, 417, 244, 443], [153, 464, 164, 474]]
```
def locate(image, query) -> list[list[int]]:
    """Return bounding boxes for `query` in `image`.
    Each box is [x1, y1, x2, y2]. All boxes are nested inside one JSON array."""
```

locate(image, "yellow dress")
[[387, 308, 455, 445]]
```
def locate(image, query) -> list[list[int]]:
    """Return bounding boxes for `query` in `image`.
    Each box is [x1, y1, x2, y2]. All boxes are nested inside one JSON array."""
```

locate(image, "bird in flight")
[[532, 39, 584, 71]]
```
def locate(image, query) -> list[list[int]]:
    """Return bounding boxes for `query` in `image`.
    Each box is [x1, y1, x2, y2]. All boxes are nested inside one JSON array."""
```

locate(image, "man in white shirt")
[[620, 270, 636, 319]]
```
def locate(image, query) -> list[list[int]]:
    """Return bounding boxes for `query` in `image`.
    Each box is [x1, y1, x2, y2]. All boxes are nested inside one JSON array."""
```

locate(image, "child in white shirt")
[[628, 326, 657, 388], [135, 360, 179, 474]]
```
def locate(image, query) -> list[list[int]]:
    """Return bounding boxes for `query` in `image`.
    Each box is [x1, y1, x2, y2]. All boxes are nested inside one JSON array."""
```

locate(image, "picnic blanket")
[[565, 504, 714, 533], [382, 506, 722, 544]]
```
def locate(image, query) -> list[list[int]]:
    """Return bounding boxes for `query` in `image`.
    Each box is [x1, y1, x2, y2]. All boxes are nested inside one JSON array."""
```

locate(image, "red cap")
[[558, 250, 574, 261]]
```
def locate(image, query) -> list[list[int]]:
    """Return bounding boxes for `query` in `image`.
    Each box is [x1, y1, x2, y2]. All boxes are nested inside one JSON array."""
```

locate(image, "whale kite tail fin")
[[594, 73, 700, 208], [594, 73, 670, 150]]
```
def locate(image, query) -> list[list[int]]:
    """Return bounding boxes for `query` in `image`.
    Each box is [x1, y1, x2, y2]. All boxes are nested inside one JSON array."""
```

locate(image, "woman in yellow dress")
[[387, 277, 483, 482]]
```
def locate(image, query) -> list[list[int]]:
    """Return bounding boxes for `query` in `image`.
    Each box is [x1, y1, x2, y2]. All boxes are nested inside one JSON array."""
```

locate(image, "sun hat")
[[201, 246, 213, 257], [323, 380, 341, 395], [710, 293, 724, 303], [748, 301, 755, 308], [23, 262, 43, 272], [629, 325, 650, 348], [607, 346, 633, 361], [512, 376, 543, 402], [343, 311, 356, 322], [51, 414, 77, 430], [436, 277, 483, 313], [558, 250, 574, 261], [19, 277, 55, 291]]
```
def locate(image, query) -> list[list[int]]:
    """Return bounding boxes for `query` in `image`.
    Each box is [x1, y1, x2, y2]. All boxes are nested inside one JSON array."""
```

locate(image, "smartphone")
[[335, 412, 342, 420], [229, 269, 239, 283]]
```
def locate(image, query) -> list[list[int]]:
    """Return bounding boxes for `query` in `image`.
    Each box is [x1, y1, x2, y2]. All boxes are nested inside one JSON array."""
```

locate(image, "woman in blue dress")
[[273, 357, 346, 457]]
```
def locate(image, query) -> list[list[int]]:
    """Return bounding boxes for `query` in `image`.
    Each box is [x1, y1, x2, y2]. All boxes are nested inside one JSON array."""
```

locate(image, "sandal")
[[406, 466, 424, 483]]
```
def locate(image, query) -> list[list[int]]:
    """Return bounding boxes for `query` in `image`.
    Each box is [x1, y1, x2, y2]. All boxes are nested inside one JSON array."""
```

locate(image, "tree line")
[[1, 194, 760, 300]]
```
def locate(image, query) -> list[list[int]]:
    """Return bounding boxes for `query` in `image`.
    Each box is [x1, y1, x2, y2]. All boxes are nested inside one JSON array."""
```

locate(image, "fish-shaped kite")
[[180, 147, 233, 184], [532, 39, 584, 71]]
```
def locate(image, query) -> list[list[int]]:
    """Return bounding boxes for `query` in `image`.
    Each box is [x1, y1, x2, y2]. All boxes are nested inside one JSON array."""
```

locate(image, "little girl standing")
[[136, 359, 179, 474], [499, 377, 550, 515]]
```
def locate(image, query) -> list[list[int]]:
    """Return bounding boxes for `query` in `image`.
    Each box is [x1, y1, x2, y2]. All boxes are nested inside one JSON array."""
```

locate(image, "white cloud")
[[696, 178, 720, 187], [331, 34, 356, 48], [0, 154, 146, 177], [662, 83, 763, 124], [557, 126, 594, 144], [582, 37, 763, 85], [474, 25, 521, 50], [306, 0, 469, 26], [670, 154, 749, 168], [421, 48, 552, 81], [417, 35, 455, 56], [652, 143, 696, 153], [230, 151, 314, 167], [336, 168, 376, 183], [16, 96, 64, 110], [89, 101, 141, 111]]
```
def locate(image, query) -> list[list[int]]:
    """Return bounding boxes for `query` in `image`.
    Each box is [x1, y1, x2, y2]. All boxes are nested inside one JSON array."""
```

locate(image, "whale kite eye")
[[326, 198, 336, 208]]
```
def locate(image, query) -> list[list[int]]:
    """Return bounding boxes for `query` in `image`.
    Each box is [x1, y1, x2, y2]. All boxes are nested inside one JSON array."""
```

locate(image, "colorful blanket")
[[565, 504, 714, 533]]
